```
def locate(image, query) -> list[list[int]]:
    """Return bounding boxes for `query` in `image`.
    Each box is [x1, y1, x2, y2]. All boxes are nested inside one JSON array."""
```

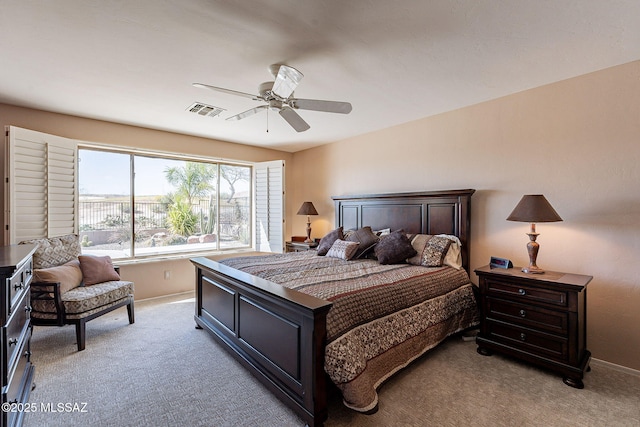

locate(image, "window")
[[78, 148, 251, 259], [4, 126, 283, 257]]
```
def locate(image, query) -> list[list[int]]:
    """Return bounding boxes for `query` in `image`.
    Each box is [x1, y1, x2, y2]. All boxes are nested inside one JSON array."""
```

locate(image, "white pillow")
[[437, 234, 463, 270]]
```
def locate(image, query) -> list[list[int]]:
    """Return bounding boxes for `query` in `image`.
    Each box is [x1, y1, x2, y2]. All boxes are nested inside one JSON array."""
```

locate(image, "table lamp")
[[297, 201, 318, 243], [507, 194, 562, 274]]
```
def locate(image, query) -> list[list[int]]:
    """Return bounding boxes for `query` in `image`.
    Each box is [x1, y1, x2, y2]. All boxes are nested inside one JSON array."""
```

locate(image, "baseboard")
[[136, 290, 194, 303], [591, 357, 640, 377]]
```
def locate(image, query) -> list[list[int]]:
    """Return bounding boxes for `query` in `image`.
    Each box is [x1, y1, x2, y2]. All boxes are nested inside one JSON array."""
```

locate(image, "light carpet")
[[25, 292, 640, 427]]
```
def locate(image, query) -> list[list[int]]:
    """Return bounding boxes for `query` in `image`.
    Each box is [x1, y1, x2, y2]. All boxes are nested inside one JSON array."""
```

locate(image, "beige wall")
[[0, 104, 293, 300], [289, 60, 640, 371]]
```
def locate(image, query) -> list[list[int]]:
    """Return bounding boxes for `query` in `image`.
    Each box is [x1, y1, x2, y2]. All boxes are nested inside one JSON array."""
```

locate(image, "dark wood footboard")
[[191, 257, 333, 427]]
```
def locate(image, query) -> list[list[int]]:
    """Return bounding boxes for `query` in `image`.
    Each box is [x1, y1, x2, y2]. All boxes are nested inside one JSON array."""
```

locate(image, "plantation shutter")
[[4, 126, 77, 244], [254, 160, 284, 253]]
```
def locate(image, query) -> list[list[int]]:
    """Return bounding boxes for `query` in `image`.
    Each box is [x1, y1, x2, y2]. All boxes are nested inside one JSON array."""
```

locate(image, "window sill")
[[109, 247, 259, 266]]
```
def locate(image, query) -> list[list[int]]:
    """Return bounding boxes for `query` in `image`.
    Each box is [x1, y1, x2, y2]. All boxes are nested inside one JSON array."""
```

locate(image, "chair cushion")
[[19, 234, 81, 269], [31, 280, 134, 315]]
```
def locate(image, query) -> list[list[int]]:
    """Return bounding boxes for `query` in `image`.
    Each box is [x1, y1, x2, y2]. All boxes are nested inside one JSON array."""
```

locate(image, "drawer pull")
[[519, 309, 526, 317], [518, 288, 526, 296], [25, 305, 33, 313], [14, 281, 24, 291], [520, 333, 526, 341], [8, 337, 18, 346]]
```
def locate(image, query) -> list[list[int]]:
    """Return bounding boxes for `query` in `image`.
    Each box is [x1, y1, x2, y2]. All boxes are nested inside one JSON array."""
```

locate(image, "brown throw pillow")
[[346, 226, 379, 259], [78, 255, 120, 285], [316, 227, 344, 256], [407, 235, 453, 267], [374, 231, 417, 264], [34, 259, 83, 294], [325, 240, 359, 260]]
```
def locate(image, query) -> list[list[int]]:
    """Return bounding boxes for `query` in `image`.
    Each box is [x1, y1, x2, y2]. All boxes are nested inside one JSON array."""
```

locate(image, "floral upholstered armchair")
[[19, 234, 134, 351]]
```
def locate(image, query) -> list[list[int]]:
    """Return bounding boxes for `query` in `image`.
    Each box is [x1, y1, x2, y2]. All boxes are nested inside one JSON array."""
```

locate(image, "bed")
[[191, 189, 478, 427]]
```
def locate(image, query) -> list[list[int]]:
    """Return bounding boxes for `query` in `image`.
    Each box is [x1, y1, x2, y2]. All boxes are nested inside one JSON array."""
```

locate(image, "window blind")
[[254, 160, 285, 253], [4, 126, 77, 244]]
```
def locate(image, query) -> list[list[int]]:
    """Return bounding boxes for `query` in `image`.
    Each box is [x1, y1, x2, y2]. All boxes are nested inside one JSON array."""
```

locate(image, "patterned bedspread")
[[220, 251, 479, 411]]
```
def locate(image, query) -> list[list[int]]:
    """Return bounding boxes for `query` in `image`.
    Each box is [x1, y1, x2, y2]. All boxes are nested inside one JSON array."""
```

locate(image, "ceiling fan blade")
[[193, 83, 261, 101], [271, 65, 303, 100], [290, 98, 352, 114], [226, 105, 268, 121], [279, 107, 310, 132]]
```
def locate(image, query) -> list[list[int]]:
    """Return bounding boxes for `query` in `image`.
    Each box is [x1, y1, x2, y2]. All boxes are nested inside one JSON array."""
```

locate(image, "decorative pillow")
[[407, 235, 453, 267], [374, 231, 417, 264], [316, 227, 344, 256], [78, 255, 121, 285], [34, 259, 83, 294], [438, 234, 463, 270], [19, 234, 81, 269], [325, 240, 359, 260], [346, 226, 379, 259]]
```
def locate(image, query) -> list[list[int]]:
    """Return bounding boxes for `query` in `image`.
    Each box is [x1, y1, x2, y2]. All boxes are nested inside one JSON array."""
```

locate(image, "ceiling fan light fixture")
[[271, 65, 303, 99]]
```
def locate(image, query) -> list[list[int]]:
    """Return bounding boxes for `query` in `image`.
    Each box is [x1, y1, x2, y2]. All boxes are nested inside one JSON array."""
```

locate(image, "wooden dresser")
[[475, 265, 592, 388], [0, 244, 36, 427]]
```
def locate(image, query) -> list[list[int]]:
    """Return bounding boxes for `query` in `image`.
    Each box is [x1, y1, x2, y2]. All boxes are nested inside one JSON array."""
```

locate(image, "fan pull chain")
[[266, 108, 269, 133]]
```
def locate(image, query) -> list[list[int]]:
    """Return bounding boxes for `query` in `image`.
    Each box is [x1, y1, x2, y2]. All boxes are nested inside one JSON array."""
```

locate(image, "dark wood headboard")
[[332, 189, 475, 274]]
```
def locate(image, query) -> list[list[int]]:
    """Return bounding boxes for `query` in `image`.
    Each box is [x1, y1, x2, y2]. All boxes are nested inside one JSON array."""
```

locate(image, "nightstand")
[[474, 265, 592, 388], [285, 241, 318, 252]]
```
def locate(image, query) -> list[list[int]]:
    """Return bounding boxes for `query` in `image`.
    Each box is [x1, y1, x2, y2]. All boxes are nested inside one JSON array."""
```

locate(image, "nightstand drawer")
[[485, 278, 567, 308], [486, 320, 568, 362], [487, 297, 568, 335]]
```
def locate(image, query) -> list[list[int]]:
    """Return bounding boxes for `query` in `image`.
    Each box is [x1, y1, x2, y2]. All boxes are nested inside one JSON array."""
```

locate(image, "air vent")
[[187, 102, 226, 118]]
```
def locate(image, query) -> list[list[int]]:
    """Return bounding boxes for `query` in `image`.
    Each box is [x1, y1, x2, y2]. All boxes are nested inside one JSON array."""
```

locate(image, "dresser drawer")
[[6, 257, 33, 318], [486, 320, 568, 362], [485, 278, 567, 308], [4, 328, 31, 402], [3, 330, 32, 427], [3, 290, 31, 385], [486, 297, 568, 335]]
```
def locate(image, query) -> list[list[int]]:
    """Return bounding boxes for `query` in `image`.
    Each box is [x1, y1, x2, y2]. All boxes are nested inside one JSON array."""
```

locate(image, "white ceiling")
[[2, 1, 640, 152]]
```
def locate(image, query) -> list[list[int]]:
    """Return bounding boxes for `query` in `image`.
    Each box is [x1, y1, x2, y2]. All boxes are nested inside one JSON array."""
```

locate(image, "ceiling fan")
[[193, 64, 352, 132]]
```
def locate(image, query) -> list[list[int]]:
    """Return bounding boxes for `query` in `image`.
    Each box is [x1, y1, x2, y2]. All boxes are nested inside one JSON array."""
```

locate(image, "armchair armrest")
[[30, 281, 66, 325]]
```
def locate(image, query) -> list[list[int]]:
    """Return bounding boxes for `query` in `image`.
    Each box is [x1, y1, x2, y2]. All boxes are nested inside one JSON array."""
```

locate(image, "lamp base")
[[522, 265, 545, 274], [523, 231, 544, 274], [304, 222, 312, 243]]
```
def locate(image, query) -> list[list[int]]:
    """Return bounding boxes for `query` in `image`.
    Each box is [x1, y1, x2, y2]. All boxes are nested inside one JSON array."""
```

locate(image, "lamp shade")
[[507, 195, 562, 223], [297, 201, 318, 216]]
